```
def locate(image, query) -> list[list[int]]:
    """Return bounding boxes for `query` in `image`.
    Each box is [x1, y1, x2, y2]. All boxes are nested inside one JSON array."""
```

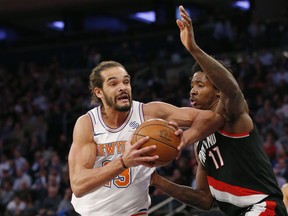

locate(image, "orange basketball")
[[132, 118, 181, 167]]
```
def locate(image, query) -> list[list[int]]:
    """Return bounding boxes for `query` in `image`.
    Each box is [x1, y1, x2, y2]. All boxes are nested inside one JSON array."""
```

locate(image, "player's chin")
[[115, 102, 131, 111]]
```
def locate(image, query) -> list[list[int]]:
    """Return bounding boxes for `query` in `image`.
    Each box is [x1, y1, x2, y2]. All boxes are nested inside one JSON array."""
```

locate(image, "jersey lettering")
[[103, 160, 132, 188], [199, 133, 217, 166], [208, 146, 224, 169], [97, 141, 126, 156]]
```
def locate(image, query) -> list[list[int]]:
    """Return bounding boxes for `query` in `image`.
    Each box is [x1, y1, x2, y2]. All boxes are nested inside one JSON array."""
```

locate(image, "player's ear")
[[94, 87, 102, 98], [216, 89, 221, 98]]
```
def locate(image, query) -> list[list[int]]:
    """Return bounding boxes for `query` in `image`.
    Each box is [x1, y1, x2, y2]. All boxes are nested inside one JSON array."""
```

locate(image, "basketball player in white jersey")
[[68, 60, 224, 216]]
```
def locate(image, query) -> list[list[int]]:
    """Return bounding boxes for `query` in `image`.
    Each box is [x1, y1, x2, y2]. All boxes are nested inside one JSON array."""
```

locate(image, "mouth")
[[117, 94, 129, 102], [190, 98, 196, 107]]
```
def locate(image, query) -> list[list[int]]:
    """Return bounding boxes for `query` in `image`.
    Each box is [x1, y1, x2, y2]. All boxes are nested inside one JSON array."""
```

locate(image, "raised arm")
[[177, 5, 247, 118], [68, 114, 158, 197]]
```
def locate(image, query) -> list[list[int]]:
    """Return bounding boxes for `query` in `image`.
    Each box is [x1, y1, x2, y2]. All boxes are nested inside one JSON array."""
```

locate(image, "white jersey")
[[71, 101, 156, 216]]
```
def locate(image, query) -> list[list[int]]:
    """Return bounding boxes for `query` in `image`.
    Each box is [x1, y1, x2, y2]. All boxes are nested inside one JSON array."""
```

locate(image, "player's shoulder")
[[72, 114, 94, 140], [75, 113, 92, 127]]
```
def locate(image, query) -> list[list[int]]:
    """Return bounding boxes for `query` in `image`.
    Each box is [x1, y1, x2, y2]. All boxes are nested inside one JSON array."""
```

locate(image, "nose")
[[119, 83, 128, 91], [190, 87, 197, 96]]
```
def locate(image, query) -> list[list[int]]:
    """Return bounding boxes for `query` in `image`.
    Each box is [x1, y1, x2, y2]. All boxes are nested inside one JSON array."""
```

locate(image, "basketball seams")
[[137, 123, 175, 132], [134, 133, 178, 150]]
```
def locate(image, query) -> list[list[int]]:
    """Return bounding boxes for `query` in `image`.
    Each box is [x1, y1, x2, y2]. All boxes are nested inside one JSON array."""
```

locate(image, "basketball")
[[132, 118, 181, 167]]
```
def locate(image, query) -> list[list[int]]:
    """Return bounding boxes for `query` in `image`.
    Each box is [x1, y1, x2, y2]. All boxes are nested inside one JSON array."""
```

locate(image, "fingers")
[[168, 121, 183, 151], [169, 122, 183, 135], [177, 141, 185, 151], [136, 138, 159, 162], [131, 136, 150, 149], [176, 19, 184, 30], [178, 5, 192, 27], [129, 153, 158, 168], [179, 5, 189, 17], [140, 155, 159, 167], [168, 121, 183, 137], [124, 135, 159, 167], [168, 121, 178, 129], [138, 144, 157, 157], [130, 135, 158, 159]]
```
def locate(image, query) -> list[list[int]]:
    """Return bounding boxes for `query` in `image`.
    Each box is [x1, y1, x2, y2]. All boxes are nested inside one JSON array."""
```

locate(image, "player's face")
[[100, 66, 132, 112], [190, 72, 220, 110]]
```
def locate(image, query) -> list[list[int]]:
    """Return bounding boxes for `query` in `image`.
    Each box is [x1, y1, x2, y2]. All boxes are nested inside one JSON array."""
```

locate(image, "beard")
[[103, 92, 131, 112]]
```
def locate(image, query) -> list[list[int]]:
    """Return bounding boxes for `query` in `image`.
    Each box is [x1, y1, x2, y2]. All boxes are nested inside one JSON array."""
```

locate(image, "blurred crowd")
[[0, 7, 288, 216]]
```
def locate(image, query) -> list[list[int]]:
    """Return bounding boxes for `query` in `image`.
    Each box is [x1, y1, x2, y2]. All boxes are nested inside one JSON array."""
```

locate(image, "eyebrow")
[[107, 77, 117, 82], [107, 74, 130, 82], [192, 79, 205, 83]]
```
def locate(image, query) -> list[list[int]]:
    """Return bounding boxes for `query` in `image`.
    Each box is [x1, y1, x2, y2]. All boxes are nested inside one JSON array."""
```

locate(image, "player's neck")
[[101, 107, 129, 128], [208, 99, 219, 112]]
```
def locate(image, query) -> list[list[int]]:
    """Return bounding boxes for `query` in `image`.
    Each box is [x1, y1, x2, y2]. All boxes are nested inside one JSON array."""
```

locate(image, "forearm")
[[70, 157, 125, 197], [153, 175, 213, 210], [189, 46, 240, 95], [183, 111, 224, 145]]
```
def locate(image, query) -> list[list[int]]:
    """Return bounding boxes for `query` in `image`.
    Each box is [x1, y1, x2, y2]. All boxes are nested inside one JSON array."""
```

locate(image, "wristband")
[[120, 156, 128, 169]]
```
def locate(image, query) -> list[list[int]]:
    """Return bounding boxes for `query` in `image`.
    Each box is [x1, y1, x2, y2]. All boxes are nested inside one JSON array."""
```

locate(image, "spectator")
[[277, 123, 288, 154], [38, 183, 62, 215], [5, 191, 27, 216], [13, 168, 32, 191], [0, 179, 14, 213], [273, 154, 288, 188], [57, 188, 76, 216], [263, 129, 279, 163]]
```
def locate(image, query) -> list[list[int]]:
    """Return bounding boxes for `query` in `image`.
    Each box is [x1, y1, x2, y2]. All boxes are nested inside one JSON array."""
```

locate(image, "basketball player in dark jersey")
[[151, 5, 287, 215]]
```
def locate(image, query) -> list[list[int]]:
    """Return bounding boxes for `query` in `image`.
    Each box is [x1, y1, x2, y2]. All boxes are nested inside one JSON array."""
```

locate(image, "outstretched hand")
[[176, 5, 197, 53]]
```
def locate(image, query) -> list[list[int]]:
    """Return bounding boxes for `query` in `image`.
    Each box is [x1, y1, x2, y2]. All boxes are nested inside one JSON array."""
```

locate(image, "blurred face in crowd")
[[190, 71, 220, 110], [95, 66, 132, 112]]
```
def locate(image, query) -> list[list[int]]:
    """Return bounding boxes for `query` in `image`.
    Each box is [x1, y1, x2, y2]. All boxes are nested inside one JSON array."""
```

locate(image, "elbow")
[[72, 187, 84, 198], [201, 200, 214, 210], [190, 190, 214, 210], [201, 193, 214, 210], [71, 179, 98, 198], [73, 191, 84, 198], [71, 183, 87, 198]]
